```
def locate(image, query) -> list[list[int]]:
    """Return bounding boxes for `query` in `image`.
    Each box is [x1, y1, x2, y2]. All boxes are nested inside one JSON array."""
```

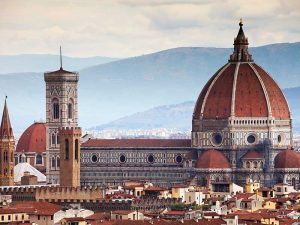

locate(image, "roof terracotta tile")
[[195, 149, 231, 169], [274, 149, 300, 168], [193, 62, 290, 120], [11, 202, 60, 216], [111, 210, 135, 215], [242, 150, 263, 159], [82, 139, 191, 148], [253, 64, 290, 119], [16, 122, 46, 153]]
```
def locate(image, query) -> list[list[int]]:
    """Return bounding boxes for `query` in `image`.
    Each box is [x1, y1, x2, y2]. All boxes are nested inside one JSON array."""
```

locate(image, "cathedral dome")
[[195, 149, 231, 169], [193, 63, 290, 120], [193, 22, 290, 121], [191, 20, 292, 149], [16, 122, 46, 153], [274, 149, 300, 169]]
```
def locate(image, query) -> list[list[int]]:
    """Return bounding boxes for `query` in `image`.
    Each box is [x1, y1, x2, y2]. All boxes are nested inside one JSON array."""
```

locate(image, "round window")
[[212, 133, 223, 145], [277, 135, 282, 144], [176, 155, 183, 163], [91, 155, 98, 163], [147, 154, 155, 163], [119, 154, 126, 163], [247, 134, 256, 144]]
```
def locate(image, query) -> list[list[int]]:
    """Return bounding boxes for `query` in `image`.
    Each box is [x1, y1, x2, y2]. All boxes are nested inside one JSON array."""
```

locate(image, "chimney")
[[23, 171, 30, 176]]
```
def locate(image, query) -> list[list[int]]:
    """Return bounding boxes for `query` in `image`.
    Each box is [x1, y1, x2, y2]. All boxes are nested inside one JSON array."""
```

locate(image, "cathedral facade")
[[40, 21, 299, 188]]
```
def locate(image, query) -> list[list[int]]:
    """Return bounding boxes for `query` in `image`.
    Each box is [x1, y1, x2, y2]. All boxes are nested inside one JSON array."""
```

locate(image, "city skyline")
[[1, 2, 300, 224]]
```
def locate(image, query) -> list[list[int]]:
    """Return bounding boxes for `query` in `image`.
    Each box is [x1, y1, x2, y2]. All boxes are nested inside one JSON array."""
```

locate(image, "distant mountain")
[[0, 54, 119, 73], [0, 42, 299, 132], [79, 42, 300, 127], [90, 101, 194, 131], [89, 86, 300, 133], [81, 42, 300, 88]]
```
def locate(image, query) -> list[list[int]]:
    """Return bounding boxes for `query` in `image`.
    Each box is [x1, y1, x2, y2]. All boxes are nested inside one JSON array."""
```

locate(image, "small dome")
[[274, 149, 300, 169], [196, 149, 231, 169], [16, 122, 46, 153]]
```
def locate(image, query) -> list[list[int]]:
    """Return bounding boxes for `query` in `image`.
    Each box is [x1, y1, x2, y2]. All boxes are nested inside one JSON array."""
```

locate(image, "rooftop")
[[82, 139, 191, 148]]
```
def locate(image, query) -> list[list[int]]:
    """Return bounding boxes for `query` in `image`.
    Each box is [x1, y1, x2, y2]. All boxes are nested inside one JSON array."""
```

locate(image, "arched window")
[[56, 134, 60, 144], [246, 161, 251, 169], [292, 178, 296, 189], [52, 98, 60, 119], [75, 139, 79, 160], [4, 168, 7, 175], [65, 139, 69, 160], [20, 154, 26, 163], [68, 99, 73, 119], [253, 161, 258, 169], [195, 133, 198, 145], [3, 151, 8, 163], [51, 133, 56, 145], [51, 157, 56, 169], [57, 157, 60, 168], [36, 154, 43, 165]]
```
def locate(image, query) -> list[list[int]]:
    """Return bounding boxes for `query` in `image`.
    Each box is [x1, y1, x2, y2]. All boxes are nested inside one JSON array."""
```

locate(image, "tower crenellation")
[[59, 126, 81, 187]]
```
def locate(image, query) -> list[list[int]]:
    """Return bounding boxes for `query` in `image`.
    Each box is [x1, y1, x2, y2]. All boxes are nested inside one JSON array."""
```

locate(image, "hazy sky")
[[1, 0, 299, 57]]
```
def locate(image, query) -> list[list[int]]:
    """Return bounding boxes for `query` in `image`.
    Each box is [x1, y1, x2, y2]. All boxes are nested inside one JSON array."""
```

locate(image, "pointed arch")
[[68, 98, 74, 119], [52, 98, 59, 119], [51, 157, 56, 169], [36, 154, 43, 165], [292, 178, 296, 189], [57, 156, 60, 168]]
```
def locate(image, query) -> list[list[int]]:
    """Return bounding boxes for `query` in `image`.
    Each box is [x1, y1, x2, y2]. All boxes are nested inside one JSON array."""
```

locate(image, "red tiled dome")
[[193, 63, 290, 120], [274, 149, 300, 169], [193, 22, 290, 121], [16, 122, 46, 154], [196, 149, 231, 169]]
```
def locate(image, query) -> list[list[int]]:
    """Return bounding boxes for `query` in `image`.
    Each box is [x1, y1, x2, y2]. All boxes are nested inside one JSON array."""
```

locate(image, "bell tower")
[[44, 48, 79, 184], [0, 98, 15, 186], [59, 127, 81, 187]]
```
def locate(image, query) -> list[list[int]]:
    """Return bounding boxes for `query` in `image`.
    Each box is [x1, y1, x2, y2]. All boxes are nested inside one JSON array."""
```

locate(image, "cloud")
[[0, 0, 299, 57], [116, 0, 213, 6]]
